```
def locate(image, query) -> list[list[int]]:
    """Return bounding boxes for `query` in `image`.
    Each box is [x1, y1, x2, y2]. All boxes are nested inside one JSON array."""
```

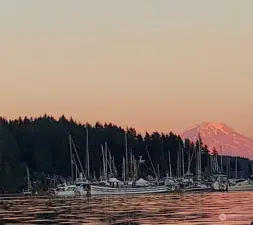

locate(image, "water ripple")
[[0, 192, 253, 224]]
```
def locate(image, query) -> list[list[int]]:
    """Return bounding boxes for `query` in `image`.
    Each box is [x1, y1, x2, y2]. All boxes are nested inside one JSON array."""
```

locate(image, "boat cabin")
[[108, 177, 122, 188]]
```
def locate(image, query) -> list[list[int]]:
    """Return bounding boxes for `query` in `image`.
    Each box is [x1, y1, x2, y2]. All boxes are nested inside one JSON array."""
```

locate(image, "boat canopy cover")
[[136, 178, 148, 186], [109, 177, 121, 183]]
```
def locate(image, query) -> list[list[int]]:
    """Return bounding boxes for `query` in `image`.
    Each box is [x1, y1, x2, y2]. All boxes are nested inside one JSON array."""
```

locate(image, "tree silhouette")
[[0, 115, 251, 193]]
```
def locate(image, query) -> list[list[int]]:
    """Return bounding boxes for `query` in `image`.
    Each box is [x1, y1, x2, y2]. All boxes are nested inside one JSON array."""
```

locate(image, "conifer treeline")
[[0, 115, 251, 193]]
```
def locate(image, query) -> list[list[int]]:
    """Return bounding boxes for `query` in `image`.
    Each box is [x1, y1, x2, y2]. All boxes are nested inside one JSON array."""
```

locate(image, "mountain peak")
[[181, 122, 253, 159], [192, 121, 226, 129], [185, 122, 230, 136], [202, 121, 226, 127]]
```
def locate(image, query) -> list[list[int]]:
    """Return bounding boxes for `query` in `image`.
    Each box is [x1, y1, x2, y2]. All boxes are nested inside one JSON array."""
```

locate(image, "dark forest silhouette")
[[0, 115, 251, 193]]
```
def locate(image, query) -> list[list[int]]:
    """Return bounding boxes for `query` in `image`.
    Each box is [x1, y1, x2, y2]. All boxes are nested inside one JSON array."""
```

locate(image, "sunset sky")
[[1, 0, 253, 137]]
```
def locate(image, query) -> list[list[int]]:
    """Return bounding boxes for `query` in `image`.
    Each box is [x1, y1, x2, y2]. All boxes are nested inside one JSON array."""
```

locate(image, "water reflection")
[[0, 192, 253, 224]]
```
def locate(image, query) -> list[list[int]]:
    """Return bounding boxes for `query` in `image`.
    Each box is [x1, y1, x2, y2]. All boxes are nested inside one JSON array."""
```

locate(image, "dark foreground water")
[[0, 192, 253, 224]]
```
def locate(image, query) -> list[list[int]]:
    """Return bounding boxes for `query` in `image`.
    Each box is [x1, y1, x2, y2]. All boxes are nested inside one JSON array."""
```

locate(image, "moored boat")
[[55, 173, 90, 196], [55, 184, 76, 196], [89, 176, 169, 196], [228, 180, 253, 192]]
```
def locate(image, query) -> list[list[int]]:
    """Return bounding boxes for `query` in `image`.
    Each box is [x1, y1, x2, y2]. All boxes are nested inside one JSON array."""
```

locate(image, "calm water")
[[0, 192, 253, 224]]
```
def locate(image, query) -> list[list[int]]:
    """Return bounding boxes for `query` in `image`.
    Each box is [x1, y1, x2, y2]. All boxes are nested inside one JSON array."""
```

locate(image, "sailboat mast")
[[168, 150, 172, 177], [181, 145, 185, 177], [188, 147, 190, 174], [75, 164, 78, 179], [130, 149, 133, 179], [93, 170, 96, 180], [69, 135, 74, 182], [235, 157, 238, 179], [220, 143, 223, 173], [109, 150, 112, 176], [27, 166, 31, 191], [157, 164, 160, 180], [177, 150, 180, 177], [86, 125, 90, 179], [134, 157, 138, 178], [125, 131, 128, 180], [101, 144, 106, 180], [179, 142, 181, 176], [216, 154, 219, 174], [71, 138, 85, 177], [146, 146, 158, 179], [199, 138, 201, 178], [122, 157, 126, 182], [105, 142, 108, 179], [198, 133, 202, 179], [227, 157, 229, 178]]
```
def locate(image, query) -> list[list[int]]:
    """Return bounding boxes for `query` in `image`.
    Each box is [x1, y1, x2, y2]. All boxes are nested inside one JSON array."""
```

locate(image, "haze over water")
[[1, 1, 253, 137], [0, 192, 253, 224]]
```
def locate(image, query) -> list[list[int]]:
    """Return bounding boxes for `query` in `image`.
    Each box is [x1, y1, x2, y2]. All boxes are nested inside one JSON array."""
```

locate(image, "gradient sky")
[[1, 0, 253, 137]]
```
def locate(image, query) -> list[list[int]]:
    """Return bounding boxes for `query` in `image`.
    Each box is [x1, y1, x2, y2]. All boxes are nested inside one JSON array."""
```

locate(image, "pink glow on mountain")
[[181, 122, 253, 159]]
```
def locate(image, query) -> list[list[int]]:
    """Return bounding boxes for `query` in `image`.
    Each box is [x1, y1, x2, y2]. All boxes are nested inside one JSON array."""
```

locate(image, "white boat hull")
[[56, 190, 75, 196], [228, 185, 253, 191], [184, 187, 211, 192], [56, 189, 88, 197], [212, 180, 253, 192], [90, 185, 168, 195]]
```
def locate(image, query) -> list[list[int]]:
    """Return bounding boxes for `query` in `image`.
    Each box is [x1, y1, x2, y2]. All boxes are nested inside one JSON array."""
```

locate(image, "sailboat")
[[89, 132, 169, 195], [90, 159, 168, 195], [227, 157, 253, 191], [55, 132, 90, 197], [164, 150, 178, 191], [211, 144, 229, 191], [183, 135, 211, 192], [228, 179, 253, 191]]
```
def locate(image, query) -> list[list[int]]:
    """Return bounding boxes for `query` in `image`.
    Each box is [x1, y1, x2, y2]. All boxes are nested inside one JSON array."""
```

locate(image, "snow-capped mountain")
[[181, 122, 253, 159]]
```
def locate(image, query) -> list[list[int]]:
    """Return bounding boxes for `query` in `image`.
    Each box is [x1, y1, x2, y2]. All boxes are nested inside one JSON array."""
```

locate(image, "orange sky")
[[1, 1, 253, 137]]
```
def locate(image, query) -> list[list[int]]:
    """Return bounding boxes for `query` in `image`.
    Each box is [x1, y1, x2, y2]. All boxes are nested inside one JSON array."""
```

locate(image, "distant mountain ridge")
[[181, 122, 253, 159]]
